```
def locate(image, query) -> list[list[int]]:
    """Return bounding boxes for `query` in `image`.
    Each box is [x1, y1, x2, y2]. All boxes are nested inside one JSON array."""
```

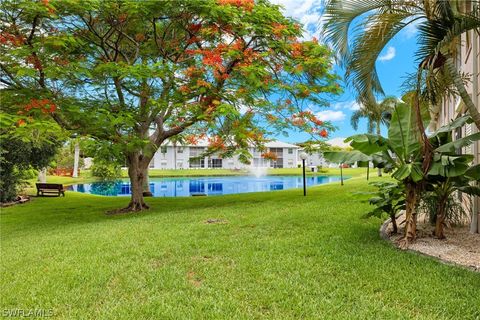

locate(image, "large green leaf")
[[428, 154, 474, 177], [465, 164, 480, 180], [457, 186, 480, 196], [345, 134, 390, 155], [393, 163, 423, 182], [435, 132, 480, 153], [323, 150, 371, 164], [431, 115, 472, 137], [388, 103, 423, 160]]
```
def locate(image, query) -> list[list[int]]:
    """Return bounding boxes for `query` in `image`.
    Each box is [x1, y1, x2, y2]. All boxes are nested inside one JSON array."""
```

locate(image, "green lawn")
[[2, 176, 478, 319]]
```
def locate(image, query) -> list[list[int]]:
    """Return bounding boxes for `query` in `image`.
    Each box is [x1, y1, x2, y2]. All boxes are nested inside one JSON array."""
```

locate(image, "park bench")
[[36, 183, 65, 197]]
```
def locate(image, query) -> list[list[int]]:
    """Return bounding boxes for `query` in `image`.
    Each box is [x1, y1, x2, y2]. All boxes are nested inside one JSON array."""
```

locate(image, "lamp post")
[[299, 152, 308, 196]]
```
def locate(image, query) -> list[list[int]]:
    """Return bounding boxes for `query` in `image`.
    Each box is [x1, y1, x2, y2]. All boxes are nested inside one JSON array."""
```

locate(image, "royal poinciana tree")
[[1, 0, 340, 212]]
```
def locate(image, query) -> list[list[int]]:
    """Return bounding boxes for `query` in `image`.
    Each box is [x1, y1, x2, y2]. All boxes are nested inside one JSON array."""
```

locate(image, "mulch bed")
[[1, 195, 31, 208], [382, 213, 480, 272]]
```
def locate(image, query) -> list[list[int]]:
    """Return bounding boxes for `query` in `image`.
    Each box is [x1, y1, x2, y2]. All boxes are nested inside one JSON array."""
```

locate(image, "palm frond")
[[350, 109, 364, 131]]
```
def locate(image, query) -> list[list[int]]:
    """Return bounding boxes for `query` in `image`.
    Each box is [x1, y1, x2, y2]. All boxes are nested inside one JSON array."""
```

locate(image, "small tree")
[[1, 0, 340, 212]]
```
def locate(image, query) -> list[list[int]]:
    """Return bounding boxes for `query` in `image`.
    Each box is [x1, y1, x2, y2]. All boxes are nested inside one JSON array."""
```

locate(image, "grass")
[[2, 175, 479, 319]]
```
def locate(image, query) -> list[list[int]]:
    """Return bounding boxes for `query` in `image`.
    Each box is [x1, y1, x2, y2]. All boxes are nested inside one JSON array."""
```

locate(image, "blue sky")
[[269, 0, 420, 143]]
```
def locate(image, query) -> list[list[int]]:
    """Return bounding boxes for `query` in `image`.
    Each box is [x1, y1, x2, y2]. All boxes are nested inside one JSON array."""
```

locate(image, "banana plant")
[[324, 104, 480, 245], [426, 115, 480, 239], [364, 182, 406, 234], [325, 101, 429, 244]]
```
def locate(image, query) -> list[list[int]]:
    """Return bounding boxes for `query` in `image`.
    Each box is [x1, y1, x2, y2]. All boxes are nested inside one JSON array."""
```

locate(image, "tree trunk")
[[72, 142, 80, 178], [445, 58, 480, 130], [142, 167, 153, 197], [390, 213, 398, 234], [434, 196, 448, 239], [403, 183, 419, 246], [376, 122, 382, 177], [112, 153, 150, 213]]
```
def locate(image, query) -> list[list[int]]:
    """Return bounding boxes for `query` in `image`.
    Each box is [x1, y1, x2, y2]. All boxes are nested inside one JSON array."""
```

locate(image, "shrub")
[[90, 161, 121, 180], [419, 193, 469, 227], [363, 182, 405, 234], [0, 137, 61, 202]]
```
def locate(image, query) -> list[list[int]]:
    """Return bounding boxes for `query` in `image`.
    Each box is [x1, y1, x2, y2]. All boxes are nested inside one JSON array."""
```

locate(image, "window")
[[270, 158, 283, 168], [149, 160, 155, 168], [161, 146, 167, 154], [269, 148, 283, 157], [177, 147, 183, 153], [189, 158, 205, 168], [189, 147, 205, 168], [208, 158, 223, 168], [288, 148, 293, 154]]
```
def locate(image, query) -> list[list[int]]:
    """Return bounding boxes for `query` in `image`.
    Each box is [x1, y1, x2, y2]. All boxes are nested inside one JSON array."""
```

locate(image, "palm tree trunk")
[[445, 58, 480, 130], [376, 122, 382, 177]]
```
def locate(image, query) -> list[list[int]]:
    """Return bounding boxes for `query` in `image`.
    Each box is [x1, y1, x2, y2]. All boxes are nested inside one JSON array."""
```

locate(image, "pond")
[[67, 175, 347, 197]]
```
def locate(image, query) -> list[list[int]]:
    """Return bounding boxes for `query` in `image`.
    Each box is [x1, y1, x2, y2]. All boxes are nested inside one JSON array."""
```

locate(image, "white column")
[[37, 168, 47, 183], [471, 30, 479, 234], [72, 142, 80, 178]]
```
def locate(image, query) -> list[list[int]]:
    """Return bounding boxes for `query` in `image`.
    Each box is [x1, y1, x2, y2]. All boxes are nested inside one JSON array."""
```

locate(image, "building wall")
[[436, 25, 479, 232], [151, 145, 299, 169], [300, 152, 328, 168]]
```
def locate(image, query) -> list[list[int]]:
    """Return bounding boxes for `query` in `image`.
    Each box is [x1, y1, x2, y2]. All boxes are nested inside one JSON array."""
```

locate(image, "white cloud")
[[333, 101, 361, 111], [378, 46, 396, 62], [401, 17, 424, 40], [269, 0, 323, 41], [315, 110, 346, 122], [403, 23, 418, 39]]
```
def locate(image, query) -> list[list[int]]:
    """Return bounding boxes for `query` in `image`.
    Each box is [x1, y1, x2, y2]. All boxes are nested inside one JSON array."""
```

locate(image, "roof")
[[264, 140, 299, 148], [163, 138, 299, 149], [327, 137, 351, 149]]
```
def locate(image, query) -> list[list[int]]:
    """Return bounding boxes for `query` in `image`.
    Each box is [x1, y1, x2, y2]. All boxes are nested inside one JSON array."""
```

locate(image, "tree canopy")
[[1, 0, 341, 210]]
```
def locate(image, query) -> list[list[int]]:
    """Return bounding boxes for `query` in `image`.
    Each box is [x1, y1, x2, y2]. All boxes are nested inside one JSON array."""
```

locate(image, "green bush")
[[90, 161, 121, 180], [0, 137, 61, 202]]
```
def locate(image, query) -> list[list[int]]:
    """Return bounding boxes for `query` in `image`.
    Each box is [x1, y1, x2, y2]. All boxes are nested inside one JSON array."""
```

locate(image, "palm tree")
[[323, 0, 480, 130], [350, 96, 397, 176]]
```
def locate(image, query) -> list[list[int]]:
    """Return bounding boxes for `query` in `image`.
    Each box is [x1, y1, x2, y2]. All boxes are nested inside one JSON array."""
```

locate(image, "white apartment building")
[[149, 139, 299, 170], [432, 4, 479, 233]]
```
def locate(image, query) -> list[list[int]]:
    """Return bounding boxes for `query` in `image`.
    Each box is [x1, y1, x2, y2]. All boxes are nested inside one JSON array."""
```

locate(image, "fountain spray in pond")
[[248, 165, 268, 178]]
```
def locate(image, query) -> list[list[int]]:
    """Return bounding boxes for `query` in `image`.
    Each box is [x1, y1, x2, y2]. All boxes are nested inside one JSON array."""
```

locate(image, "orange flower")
[[261, 151, 278, 161], [320, 129, 328, 138], [272, 23, 288, 37], [135, 33, 146, 42], [218, 0, 254, 11]]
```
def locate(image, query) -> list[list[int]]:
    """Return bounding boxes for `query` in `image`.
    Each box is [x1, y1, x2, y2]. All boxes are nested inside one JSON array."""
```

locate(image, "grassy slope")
[[2, 176, 479, 319]]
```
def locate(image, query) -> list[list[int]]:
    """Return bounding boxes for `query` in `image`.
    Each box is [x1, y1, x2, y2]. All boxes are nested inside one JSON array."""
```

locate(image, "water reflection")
[[67, 175, 347, 197]]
